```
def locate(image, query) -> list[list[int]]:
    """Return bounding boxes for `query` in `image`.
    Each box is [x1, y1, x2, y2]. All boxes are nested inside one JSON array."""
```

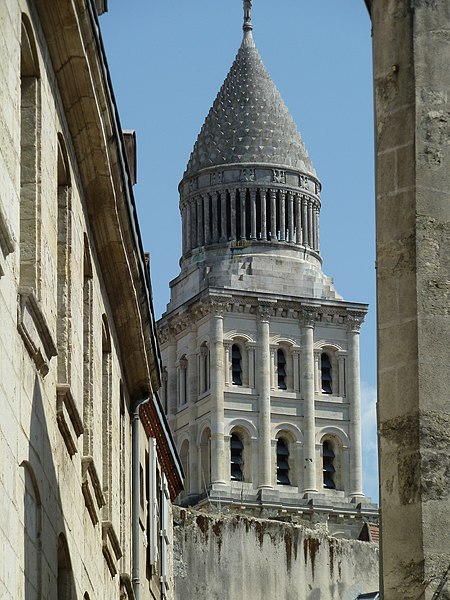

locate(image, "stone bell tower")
[[158, 1, 376, 530]]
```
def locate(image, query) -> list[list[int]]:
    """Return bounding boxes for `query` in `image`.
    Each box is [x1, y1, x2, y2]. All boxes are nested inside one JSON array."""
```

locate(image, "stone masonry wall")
[[173, 507, 378, 600]]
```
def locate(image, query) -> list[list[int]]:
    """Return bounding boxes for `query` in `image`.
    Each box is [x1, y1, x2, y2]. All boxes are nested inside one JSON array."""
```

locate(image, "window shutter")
[[148, 438, 158, 565]]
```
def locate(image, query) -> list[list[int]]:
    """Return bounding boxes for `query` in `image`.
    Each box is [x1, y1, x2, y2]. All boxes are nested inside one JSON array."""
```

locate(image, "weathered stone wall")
[[372, 1, 450, 598], [173, 508, 378, 600]]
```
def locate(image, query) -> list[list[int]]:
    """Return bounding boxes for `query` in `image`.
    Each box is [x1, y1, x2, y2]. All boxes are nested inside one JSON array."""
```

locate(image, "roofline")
[[364, 0, 372, 16], [86, 1, 163, 387]]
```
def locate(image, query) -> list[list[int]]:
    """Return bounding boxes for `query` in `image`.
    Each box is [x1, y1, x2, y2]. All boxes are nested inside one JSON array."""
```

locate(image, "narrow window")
[[101, 315, 112, 519], [276, 438, 290, 485], [321, 353, 332, 394], [277, 349, 287, 390], [82, 236, 93, 457], [231, 344, 242, 386], [230, 433, 244, 481], [322, 441, 336, 489]]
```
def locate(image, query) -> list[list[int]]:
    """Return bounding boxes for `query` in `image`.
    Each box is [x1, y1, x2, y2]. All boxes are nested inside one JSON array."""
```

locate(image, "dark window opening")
[[323, 440, 336, 489], [276, 438, 290, 485], [230, 433, 244, 481], [321, 352, 332, 394], [231, 344, 242, 386], [277, 349, 287, 390]]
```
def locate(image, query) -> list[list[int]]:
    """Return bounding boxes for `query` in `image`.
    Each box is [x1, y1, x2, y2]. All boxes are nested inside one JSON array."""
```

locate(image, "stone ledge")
[[17, 287, 57, 376], [0, 202, 15, 258], [56, 384, 83, 456], [102, 521, 122, 577], [82, 456, 105, 525]]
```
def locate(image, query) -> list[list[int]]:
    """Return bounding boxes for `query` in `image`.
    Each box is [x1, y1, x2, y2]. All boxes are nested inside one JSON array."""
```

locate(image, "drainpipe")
[[132, 397, 150, 600]]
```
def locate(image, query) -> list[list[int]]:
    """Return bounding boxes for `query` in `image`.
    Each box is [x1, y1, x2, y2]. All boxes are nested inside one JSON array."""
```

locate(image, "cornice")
[[158, 291, 368, 340]]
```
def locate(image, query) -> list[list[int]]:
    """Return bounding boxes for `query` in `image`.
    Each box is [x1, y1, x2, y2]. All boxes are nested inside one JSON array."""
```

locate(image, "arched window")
[[322, 440, 336, 489], [178, 356, 188, 406], [277, 349, 287, 390], [230, 433, 244, 481], [57, 534, 73, 600], [231, 344, 242, 386], [276, 438, 290, 485], [321, 353, 332, 394], [200, 343, 210, 394]]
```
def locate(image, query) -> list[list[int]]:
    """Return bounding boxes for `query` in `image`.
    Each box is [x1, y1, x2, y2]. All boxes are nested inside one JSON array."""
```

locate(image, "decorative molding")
[[240, 168, 255, 182], [257, 299, 276, 321], [82, 456, 105, 526], [347, 310, 366, 333], [210, 171, 223, 186], [272, 169, 286, 184], [299, 304, 320, 328], [189, 177, 198, 192], [209, 294, 232, 316], [56, 384, 83, 456], [102, 521, 122, 577], [17, 287, 57, 377]]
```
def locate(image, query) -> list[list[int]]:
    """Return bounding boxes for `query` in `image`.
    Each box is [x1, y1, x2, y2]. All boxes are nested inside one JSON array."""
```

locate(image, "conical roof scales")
[[184, 34, 316, 179]]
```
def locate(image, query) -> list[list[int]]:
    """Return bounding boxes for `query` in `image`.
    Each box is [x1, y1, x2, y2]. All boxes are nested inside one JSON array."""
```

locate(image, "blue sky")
[[100, 0, 378, 502]]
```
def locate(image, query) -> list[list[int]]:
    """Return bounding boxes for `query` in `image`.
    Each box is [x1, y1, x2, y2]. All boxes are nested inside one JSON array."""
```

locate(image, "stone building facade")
[[158, 1, 377, 537], [0, 1, 182, 599]]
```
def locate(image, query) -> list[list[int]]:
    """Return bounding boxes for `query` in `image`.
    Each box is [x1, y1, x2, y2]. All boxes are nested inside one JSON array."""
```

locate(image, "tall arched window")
[[322, 440, 336, 489], [277, 349, 287, 390], [230, 433, 244, 481], [231, 344, 242, 386], [57, 534, 73, 600], [321, 353, 332, 394], [276, 438, 290, 485]]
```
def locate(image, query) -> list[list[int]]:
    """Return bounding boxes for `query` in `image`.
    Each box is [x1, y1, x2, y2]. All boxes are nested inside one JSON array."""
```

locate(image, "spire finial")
[[243, 0, 253, 32]]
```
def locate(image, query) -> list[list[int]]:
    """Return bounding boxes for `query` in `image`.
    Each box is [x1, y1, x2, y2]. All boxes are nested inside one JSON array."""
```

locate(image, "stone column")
[[190, 200, 197, 249], [199, 345, 206, 394], [295, 193, 302, 245], [260, 188, 267, 240], [287, 191, 294, 242], [250, 188, 257, 240], [181, 205, 186, 255], [209, 297, 229, 486], [338, 353, 346, 397], [301, 305, 318, 493], [257, 304, 274, 489], [279, 190, 286, 241], [203, 193, 211, 245], [247, 343, 256, 389], [211, 191, 219, 243], [290, 347, 301, 392], [270, 189, 277, 240], [220, 191, 227, 242], [166, 335, 177, 420], [270, 346, 276, 389], [307, 199, 313, 249], [186, 202, 192, 252], [314, 351, 320, 393], [230, 189, 237, 241], [347, 312, 364, 499], [196, 195, 204, 247], [301, 196, 308, 247], [240, 188, 247, 240], [314, 204, 320, 252], [223, 341, 231, 387]]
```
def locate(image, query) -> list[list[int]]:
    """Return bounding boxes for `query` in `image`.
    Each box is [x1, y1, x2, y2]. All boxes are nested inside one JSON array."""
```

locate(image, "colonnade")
[[164, 307, 364, 497], [181, 187, 320, 256]]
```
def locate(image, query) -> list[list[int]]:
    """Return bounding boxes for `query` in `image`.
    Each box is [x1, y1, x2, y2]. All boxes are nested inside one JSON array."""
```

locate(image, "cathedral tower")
[[158, 1, 375, 527]]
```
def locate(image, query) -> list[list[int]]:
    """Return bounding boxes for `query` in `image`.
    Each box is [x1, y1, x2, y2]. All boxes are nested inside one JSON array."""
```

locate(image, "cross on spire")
[[243, 0, 253, 32]]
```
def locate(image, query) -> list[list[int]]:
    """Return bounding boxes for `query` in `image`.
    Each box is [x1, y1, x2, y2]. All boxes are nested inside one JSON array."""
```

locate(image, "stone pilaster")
[[269, 189, 277, 240], [279, 190, 286, 241], [300, 305, 319, 493], [250, 188, 257, 240], [230, 189, 237, 241], [260, 188, 267, 240], [257, 302, 274, 490], [209, 296, 230, 486], [346, 311, 365, 499]]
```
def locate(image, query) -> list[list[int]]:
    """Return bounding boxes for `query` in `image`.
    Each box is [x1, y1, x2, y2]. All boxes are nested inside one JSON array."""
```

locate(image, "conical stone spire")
[[184, 1, 315, 179]]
